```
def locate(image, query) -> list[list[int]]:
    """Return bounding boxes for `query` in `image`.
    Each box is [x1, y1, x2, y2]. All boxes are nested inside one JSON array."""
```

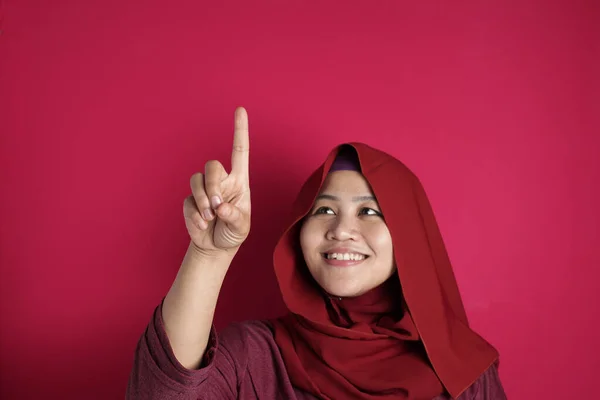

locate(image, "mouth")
[[321, 252, 369, 267], [322, 252, 369, 261]]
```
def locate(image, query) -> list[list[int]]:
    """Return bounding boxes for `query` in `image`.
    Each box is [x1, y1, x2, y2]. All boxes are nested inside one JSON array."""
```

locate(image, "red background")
[[1, 1, 598, 399]]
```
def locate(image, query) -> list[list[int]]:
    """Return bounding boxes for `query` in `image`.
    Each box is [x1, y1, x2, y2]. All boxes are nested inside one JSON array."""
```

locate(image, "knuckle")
[[232, 144, 249, 153], [190, 172, 204, 188], [205, 187, 219, 198], [184, 195, 196, 206], [183, 197, 199, 216], [191, 186, 209, 206], [204, 160, 223, 172], [204, 161, 225, 185], [192, 188, 208, 202]]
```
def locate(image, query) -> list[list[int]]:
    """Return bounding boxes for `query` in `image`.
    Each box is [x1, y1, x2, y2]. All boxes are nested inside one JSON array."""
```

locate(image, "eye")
[[314, 206, 335, 215], [359, 207, 382, 217]]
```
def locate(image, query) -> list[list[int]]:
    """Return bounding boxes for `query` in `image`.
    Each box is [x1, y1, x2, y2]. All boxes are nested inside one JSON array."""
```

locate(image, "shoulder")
[[219, 319, 274, 342], [216, 320, 293, 392], [217, 320, 276, 357], [458, 362, 507, 400], [432, 363, 506, 400]]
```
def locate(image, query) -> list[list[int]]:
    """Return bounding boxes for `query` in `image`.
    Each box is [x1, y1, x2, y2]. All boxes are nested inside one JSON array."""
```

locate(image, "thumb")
[[215, 203, 248, 235]]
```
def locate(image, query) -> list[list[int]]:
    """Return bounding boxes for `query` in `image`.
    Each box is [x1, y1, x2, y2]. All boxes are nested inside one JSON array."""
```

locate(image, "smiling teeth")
[[326, 253, 365, 261]]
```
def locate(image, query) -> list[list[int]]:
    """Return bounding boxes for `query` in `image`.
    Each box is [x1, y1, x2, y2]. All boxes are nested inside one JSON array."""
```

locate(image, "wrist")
[[186, 241, 238, 263]]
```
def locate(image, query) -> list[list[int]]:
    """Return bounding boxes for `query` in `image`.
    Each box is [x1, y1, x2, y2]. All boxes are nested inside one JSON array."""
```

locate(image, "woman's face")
[[300, 170, 396, 298]]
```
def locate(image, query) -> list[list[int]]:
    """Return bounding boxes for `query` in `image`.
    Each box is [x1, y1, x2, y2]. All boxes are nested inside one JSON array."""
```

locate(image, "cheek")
[[300, 221, 319, 256], [366, 225, 394, 254]]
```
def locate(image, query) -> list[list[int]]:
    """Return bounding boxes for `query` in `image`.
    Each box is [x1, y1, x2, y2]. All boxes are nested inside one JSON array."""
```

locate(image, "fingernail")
[[202, 209, 214, 220], [211, 196, 222, 208]]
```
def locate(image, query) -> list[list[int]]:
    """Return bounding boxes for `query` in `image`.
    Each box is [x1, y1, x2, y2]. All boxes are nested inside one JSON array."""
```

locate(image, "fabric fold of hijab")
[[270, 143, 499, 400]]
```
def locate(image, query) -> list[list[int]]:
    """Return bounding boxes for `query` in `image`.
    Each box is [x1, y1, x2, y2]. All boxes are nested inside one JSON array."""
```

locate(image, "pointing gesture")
[[231, 108, 250, 180], [184, 107, 251, 256]]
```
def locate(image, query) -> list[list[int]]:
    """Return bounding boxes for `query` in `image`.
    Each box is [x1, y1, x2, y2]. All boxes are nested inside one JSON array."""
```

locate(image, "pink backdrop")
[[1, 1, 598, 399]]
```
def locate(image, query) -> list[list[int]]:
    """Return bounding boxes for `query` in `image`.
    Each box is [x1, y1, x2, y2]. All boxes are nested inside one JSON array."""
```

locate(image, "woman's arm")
[[126, 243, 239, 400], [127, 107, 252, 399], [161, 243, 236, 370]]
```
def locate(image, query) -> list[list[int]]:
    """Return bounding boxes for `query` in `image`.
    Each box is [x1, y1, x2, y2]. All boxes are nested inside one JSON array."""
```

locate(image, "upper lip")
[[322, 247, 369, 256]]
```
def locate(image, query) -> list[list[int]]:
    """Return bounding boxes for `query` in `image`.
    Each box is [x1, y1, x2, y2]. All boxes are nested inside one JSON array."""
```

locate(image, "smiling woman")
[[300, 156, 396, 298], [127, 108, 507, 400]]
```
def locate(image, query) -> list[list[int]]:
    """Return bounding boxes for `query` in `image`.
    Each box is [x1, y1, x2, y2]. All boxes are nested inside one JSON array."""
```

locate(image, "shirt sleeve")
[[471, 362, 507, 400], [126, 300, 239, 400]]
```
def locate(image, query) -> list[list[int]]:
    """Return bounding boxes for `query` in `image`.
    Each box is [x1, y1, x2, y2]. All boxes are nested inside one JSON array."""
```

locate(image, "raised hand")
[[183, 107, 251, 256]]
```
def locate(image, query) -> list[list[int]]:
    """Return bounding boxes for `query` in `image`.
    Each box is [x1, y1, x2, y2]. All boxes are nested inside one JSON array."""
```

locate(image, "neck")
[[325, 273, 404, 326]]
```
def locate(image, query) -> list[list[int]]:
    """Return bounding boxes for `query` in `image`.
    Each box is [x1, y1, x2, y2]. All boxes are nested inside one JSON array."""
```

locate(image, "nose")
[[325, 214, 358, 241]]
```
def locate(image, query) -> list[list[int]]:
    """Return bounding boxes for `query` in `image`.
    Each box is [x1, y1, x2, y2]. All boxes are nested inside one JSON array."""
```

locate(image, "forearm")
[[161, 241, 236, 370]]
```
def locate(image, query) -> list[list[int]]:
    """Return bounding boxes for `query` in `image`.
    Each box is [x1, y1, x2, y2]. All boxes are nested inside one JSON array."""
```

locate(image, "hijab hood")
[[271, 143, 499, 399]]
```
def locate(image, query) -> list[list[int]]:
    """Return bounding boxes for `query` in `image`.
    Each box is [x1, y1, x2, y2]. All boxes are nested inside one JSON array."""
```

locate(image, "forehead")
[[319, 170, 374, 195]]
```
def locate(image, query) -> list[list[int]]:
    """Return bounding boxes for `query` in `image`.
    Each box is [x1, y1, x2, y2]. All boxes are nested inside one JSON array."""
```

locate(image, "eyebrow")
[[316, 194, 377, 202]]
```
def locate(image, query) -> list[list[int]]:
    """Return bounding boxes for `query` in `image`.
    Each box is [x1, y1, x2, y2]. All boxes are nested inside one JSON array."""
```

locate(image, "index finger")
[[231, 106, 249, 178]]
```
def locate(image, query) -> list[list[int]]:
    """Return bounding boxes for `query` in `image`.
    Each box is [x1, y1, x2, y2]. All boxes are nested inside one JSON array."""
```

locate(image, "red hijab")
[[271, 143, 499, 399]]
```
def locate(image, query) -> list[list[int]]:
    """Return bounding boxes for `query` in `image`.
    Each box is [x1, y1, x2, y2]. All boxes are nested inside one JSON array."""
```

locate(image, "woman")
[[127, 107, 506, 399]]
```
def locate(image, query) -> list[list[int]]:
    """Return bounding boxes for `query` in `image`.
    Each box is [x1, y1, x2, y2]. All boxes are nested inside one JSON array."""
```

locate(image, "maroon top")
[[126, 302, 507, 400]]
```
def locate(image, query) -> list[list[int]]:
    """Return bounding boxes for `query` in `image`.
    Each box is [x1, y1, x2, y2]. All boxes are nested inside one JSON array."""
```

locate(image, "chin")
[[321, 281, 366, 298]]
